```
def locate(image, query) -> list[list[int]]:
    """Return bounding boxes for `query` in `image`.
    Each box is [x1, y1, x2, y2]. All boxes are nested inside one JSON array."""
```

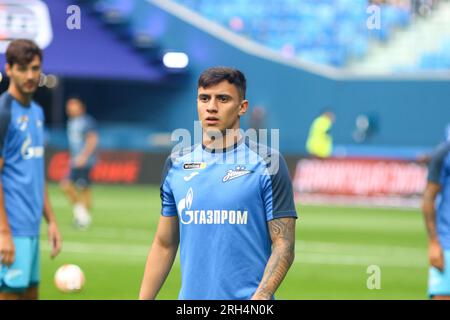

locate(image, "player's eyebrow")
[[216, 94, 232, 99], [198, 93, 235, 102]]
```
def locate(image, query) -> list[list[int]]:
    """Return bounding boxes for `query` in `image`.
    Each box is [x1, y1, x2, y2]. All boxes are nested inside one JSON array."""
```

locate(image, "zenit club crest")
[[17, 115, 29, 131], [222, 166, 253, 182]]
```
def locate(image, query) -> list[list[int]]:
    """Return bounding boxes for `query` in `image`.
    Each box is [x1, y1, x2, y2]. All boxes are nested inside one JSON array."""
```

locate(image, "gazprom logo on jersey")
[[0, 0, 53, 53], [177, 188, 248, 225], [21, 134, 44, 160]]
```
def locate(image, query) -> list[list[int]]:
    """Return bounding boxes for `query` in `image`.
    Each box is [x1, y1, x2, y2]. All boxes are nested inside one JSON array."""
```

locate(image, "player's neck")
[[8, 86, 32, 106], [203, 129, 242, 151]]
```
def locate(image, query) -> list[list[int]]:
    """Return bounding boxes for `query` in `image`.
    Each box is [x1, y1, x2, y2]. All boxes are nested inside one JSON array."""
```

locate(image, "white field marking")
[[295, 241, 426, 267], [50, 225, 424, 253], [296, 240, 426, 256], [294, 252, 426, 268], [41, 241, 149, 257], [299, 219, 423, 232], [50, 198, 157, 210], [42, 222, 425, 256], [66, 226, 154, 241], [41, 225, 155, 242], [40, 240, 427, 268]]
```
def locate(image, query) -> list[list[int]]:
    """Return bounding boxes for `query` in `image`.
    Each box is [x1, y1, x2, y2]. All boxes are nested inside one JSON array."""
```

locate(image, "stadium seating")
[[419, 37, 450, 70], [79, 0, 448, 70], [76, 0, 165, 60], [173, 0, 412, 67], [78, 0, 412, 68]]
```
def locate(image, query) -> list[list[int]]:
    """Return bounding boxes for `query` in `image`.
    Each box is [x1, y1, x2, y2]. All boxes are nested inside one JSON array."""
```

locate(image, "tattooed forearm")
[[252, 217, 296, 300], [422, 183, 441, 241], [423, 202, 438, 240]]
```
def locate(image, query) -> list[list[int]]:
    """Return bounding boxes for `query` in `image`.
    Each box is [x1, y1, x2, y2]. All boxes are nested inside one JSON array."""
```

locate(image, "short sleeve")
[[160, 156, 177, 216], [86, 116, 98, 133], [261, 151, 298, 221], [428, 142, 450, 184], [0, 105, 12, 158]]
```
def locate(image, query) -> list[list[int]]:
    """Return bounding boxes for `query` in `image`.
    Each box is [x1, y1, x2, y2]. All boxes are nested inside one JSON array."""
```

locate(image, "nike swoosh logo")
[[184, 172, 199, 182]]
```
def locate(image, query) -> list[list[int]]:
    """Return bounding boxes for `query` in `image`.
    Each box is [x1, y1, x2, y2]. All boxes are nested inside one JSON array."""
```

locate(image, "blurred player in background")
[[305, 109, 335, 158], [0, 39, 62, 300], [139, 67, 297, 300], [422, 129, 450, 300], [60, 97, 98, 229]]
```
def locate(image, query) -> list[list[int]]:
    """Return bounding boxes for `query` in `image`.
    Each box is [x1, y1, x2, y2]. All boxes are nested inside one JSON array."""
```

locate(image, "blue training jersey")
[[428, 142, 450, 249], [160, 138, 298, 300], [0, 92, 45, 236], [67, 114, 97, 167]]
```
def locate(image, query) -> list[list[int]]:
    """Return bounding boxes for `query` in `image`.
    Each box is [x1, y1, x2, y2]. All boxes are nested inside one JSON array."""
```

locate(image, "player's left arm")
[[252, 217, 296, 300], [43, 183, 62, 258], [75, 118, 99, 167], [421, 142, 450, 271], [74, 132, 98, 167]]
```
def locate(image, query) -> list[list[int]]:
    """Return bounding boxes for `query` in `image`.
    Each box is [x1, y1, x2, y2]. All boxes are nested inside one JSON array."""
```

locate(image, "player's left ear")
[[5, 63, 12, 78], [238, 100, 249, 116]]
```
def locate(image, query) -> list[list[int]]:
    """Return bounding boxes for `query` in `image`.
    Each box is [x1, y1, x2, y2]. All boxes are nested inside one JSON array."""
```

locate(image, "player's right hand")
[[429, 239, 444, 272], [0, 231, 15, 266]]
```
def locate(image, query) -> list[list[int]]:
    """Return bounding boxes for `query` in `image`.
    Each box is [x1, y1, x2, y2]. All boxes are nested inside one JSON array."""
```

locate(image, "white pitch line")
[[43, 224, 426, 257], [294, 252, 426, 268], [41, 241, 149, 256], [43, 226, 155, 242], [40, 240, 427, 268], [296, 240, 426, 256]]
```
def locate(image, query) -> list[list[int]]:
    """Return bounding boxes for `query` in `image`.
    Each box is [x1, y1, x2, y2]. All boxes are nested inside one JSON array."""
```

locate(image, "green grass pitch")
[[39, 184, 429, 299]]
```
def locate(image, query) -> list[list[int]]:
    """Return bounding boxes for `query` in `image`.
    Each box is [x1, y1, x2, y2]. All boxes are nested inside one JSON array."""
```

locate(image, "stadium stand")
[[78, 0, 449, 71], [171, 0, 412, 67], [76, 0, 163, 58], [419, 37, 450, 69]]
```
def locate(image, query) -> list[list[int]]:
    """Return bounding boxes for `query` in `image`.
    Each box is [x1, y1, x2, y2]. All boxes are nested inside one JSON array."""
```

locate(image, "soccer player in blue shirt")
[[60, 97, 98, 229], [139, 67, 297, 300], [422, 130, 450, 300], [0, 39, 62, 300]]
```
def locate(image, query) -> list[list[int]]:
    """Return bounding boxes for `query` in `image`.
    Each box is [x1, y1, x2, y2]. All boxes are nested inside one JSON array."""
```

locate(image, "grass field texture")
[[39, 184, 429, 299]]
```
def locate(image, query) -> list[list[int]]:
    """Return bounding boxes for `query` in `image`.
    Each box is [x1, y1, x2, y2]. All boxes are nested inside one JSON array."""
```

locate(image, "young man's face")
[[66, 99, 85, 118], [197, 80, 248, 135], [6, 55, 41, 96]]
